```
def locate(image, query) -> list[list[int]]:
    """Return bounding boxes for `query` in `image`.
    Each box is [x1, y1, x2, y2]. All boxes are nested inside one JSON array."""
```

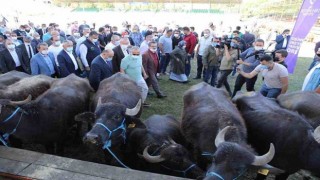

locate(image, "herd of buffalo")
[[0, 71, 319, 180]]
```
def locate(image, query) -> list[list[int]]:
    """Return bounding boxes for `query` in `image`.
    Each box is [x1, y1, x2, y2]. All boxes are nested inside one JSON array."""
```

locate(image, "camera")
[[218, 37, 232, 49], [254, 50, 266, 60]]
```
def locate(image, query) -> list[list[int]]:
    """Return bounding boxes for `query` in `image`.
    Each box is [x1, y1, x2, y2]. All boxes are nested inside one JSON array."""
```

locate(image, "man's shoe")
[[157, 94, 167, 98], [193, 77, 201, 79], [143, 102, 151, 107]]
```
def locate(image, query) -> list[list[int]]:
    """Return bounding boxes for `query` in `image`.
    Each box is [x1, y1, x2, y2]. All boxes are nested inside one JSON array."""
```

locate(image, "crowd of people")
[[0, 20, 318, 103]]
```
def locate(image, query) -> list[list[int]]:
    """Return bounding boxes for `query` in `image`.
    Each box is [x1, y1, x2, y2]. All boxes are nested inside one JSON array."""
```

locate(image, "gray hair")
[[129, 46, 140, 54], [111, 34, 120, 41], [102, 49, 114, 54], [37, 42, 48, 49], [62, 40, 73, 45]]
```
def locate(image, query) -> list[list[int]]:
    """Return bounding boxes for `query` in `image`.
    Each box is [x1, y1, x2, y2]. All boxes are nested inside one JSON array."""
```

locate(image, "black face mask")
[[274, 57, 280, 62], [317, 54, 320, 57]]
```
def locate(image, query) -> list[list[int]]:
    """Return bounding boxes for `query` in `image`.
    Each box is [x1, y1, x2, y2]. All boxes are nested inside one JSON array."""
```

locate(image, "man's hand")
[[187, 53, 192, 57], [144, 74, 149, 80], [236, 59, 244, 65], [236, 67, 241, 73], [224, 44, 228, 50], [85, 66, 90, 71]]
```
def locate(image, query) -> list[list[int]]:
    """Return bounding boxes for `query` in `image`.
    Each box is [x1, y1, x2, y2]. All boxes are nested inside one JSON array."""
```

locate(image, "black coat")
[[18, 43, 36, 67], [112, 45, 125, 73], [89, 56, 113, 91], [57, 50, 81, 77], [0, 47, 29, 74]]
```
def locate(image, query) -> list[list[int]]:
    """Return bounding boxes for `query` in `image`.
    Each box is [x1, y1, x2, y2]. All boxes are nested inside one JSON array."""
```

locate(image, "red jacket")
[[184, 33, 197, 54]]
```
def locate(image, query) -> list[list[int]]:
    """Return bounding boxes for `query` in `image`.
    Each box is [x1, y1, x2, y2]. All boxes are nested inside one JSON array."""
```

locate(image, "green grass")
[[141, 57, 312, 120]]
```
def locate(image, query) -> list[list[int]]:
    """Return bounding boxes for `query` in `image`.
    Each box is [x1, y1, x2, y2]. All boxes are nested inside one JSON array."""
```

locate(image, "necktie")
[[28, 45, 32, 58]]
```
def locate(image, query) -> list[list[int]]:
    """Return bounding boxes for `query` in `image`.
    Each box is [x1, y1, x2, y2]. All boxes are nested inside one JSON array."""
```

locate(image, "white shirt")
[[48, 45, 63, 66], [140, 41, 149, 55], [24, 43, 34, 58], [198, 36, 213, 56], [302, 63, 320, 90], [282, 37, 288, 48], [8, 49, 21, 67], [75, 36, 87, 56], [79, 43, 92, 67], [105, 42, 116, 50], [65, 50, 78, 70]]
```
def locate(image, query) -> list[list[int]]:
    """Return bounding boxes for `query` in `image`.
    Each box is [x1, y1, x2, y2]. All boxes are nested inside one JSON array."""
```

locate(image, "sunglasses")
[[132, 54, 140, 56]]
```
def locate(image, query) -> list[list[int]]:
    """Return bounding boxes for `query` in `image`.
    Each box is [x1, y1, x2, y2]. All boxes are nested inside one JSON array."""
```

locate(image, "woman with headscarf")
[[169, 40, 188, 83]]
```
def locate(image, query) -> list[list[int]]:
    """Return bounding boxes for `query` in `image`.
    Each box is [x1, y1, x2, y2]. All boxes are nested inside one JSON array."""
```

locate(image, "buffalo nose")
[[83, 133, 101, 145]]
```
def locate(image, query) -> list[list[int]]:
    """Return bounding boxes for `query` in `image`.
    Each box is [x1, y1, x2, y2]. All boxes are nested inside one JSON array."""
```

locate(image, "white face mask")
[[85, 34, 89, 38], [203, 33, 209, 38], [11, 37, 17, 40], [150, 48, 157, 53], [41, 50, 48, 55], [7, 44, 15, 50], [5, 34, 10, 37], [35, 37, 40, 40], [92, 38, 98, 43], [254, 46, 263, 51], [54, 41, 61, 46], [174, 34, 179, 38], [121, 45, 128, 50], [66, 47, 73, 52]]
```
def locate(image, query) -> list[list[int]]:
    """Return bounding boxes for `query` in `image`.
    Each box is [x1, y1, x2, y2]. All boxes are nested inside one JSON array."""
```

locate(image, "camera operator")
[[232, 39, 265, 97], [216, 38, 239, 96]]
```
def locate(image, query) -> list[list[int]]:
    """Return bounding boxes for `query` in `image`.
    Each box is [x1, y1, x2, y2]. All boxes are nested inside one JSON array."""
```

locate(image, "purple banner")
[[286, 0, 320, 73]]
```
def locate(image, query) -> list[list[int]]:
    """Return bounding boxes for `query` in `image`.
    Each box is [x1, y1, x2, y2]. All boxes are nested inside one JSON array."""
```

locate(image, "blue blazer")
[[275, 35, 290, 50], [30, 52, 59, 77], [57, 50, 81, 77], [89, 55, 113, 91]]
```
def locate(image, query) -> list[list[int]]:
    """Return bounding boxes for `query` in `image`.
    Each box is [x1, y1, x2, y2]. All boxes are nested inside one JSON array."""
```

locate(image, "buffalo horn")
[[9, 95, 32, 106], [314, 126, 320, 143], [251, 143, 275, 166], [125, 99, 141, 116], [97, 97, 102, 107], [142, 146, 165, 163], [214, 126, 230, 148]]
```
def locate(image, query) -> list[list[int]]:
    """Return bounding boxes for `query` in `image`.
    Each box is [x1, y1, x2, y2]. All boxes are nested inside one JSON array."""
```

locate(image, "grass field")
[[141, 57, 312, 120]]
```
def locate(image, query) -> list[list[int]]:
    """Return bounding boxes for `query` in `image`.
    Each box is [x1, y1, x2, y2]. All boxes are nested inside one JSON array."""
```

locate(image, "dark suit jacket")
[[18, 44, 36, 70], [57, 50, 81, 77], [37, 28, 46, 39], [0, 47, 29, 74], [112, 45, 125, 73], [142, 50, 159, 76], [31, 39, 42, 53], [275, 35, 291, 50], [89, 56, 113, 91]]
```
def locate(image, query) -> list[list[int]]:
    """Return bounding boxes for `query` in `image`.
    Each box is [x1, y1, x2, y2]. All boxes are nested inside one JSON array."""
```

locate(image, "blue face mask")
[[260, 65, 269, 70], [212, 42, 218, 47], [131, 55, 140, 60], [231, 42, 238, 48], [106, 57, 112, 61]]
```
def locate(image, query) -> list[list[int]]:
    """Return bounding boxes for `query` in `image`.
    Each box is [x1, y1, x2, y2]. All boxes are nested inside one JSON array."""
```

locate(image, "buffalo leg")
[[56, 142, 65, 156], [8, 136, 22, 148], [45, 143, 55, 154]]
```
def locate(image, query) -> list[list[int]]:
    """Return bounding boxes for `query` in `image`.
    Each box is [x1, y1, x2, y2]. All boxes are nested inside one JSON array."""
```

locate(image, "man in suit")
[[79, 31, 101, 73], [57, 40, 82, 77], [31, 32, 42, 53], [0, 35, 5, 51], [30, 42, 59, 77], [18, 36, 35, 73], [0, 39, 29, 73], [37, 24, 47, 40], [112, 37, 130, 73], [275, 29, 291, 50], [142, 41, 166, 98], [89, 49, 114, 91]]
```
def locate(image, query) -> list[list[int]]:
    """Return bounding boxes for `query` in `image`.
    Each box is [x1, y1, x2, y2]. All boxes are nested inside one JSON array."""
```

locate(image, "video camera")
[[215, 37, 239, 49]]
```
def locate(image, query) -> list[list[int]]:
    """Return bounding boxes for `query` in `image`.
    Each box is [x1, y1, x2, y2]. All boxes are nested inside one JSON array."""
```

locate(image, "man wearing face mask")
[[0, 39, 29, 73], [237, 54, 288, 98], [130, 25, 144, 47], [142, 41, 166, 98], [30, 42, 59, 77], [79, 31, 101, 73], [120, 46, 150, 106], [232, 39, 265, 97], [48, 36, 63, 67], [57, 40, 81, 78], [194, 29, 212, 79], [89, 49, 114, 91], [159, 29, 173, 75], [302, 49, 320, 93], [75, 27, 91, 56], [203, 37, 221, 86], [105, 34, 120, 50], [274, 49, 288, 68], [13, 25, 27, 42], [31, 32, 42, 53], [37, 24, 47, 40], [275, 29, 291, 51], [45, 30, 65, 46], [18, 36, 35, 73], [140, 31, 153, 55], [172, 30, 183, 49], [10, 32, 22, 46], [112, 37, 130, 73]]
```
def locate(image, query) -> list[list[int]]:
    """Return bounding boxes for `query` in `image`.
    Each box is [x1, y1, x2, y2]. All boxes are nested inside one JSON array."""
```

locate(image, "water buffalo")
[[234, 91, 320, 179], [75, 73, 144, 166], [277, 91, 320, 128], [0, 74, 92, 154], [0, 70, 30, 89], [181, 83, 275, 180], [0, 75, 55, 101], [125, 115, 204, 179]]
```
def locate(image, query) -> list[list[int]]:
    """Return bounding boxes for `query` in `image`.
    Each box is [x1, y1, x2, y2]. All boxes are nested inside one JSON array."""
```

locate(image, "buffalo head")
[[76, 98, 141, 147]]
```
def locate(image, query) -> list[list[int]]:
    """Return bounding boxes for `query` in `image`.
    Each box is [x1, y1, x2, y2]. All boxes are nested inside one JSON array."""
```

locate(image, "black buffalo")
[[0, 75, 55, 101], [181, 83, 275, 180], [126, 114, 204, 179], [0, 74, 92, 154], [277, 91, 320, 128], [76, 73, 144, 166], [234, 91, 320, 179], [0, 70, 30, 89]]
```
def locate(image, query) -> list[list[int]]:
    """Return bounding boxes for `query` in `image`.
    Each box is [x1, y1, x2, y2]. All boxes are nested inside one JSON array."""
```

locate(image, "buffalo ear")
[[75, 112, 96, 124]]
